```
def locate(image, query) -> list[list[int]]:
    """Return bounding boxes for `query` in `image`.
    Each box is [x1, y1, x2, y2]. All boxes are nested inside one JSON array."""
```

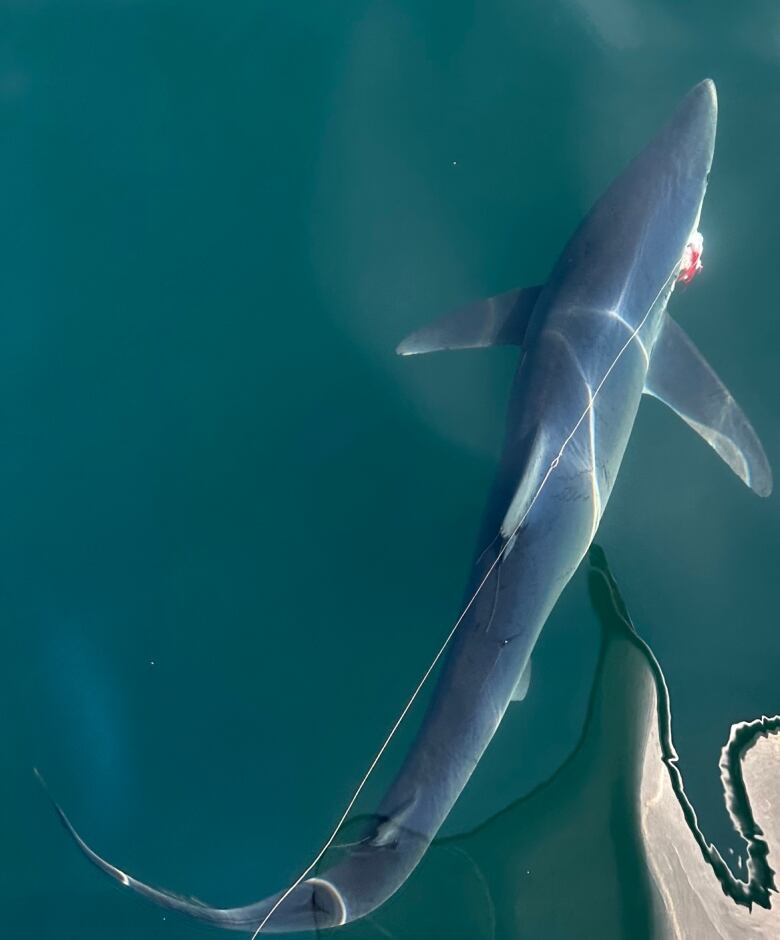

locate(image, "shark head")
[[548, 79, 718, 327]]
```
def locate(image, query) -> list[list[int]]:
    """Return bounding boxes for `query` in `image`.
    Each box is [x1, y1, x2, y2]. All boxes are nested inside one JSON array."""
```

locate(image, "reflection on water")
[[320, 546, 779, 939]]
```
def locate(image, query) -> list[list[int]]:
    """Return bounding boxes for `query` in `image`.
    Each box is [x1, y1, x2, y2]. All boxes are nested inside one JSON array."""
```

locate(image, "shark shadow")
[[320, 546, 780, 939]]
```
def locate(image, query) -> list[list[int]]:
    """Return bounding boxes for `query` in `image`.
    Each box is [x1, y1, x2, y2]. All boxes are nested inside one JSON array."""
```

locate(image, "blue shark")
[[47, 79, 771, 933]]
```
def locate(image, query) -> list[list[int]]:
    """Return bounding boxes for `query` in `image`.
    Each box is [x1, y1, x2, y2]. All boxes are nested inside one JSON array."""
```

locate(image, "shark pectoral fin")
[[644, 314, 773, 496], [396, 285, 543, 356], [511, 658, 532, 702]]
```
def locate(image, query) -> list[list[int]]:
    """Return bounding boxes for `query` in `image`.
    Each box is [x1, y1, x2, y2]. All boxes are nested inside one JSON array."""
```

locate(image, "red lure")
[[677, 231, 704, 284]]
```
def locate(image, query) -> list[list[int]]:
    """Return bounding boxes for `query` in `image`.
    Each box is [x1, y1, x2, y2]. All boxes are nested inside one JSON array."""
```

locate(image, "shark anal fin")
[[644, 314, 772, 497], [396, 285, 543, 356]]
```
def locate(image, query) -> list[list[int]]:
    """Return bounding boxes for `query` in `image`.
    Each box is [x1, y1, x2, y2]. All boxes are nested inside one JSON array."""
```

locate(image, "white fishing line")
[[251, 274, 674, 936]]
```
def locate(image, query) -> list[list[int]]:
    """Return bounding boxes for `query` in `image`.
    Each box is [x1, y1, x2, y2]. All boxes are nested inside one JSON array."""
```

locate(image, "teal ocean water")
[[2, 2, 779, 938]]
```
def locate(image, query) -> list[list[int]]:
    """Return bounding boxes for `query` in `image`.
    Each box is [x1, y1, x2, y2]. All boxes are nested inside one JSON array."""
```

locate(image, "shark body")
[[50, 79, 772, 933]]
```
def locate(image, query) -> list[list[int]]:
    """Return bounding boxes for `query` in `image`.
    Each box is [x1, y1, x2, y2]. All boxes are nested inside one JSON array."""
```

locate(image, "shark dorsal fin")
[[396, 285, 543, 357], [500, 425, 549, 540], [511, 658, 532, 702], [644, 314, 772, 496]]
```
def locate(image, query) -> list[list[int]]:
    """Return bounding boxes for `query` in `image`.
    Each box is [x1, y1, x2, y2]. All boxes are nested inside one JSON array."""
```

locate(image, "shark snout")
[[669, 78, 718, 179]]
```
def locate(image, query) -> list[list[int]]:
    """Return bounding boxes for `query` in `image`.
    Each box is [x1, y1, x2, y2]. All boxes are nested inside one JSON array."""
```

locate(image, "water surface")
[[1, 2, 779, 937]]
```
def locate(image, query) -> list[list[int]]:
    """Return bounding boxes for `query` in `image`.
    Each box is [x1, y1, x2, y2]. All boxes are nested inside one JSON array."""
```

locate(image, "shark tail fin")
[[396, 284, 542, 356], [36, 769, 348, 934]]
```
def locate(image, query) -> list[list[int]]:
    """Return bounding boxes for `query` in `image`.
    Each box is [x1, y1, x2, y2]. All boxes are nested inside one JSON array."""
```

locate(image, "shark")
[[46, 79, 772, 933]]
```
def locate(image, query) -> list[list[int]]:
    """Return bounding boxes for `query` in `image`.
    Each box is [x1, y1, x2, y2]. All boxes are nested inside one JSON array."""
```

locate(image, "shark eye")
[[677, 230, 704, 284]]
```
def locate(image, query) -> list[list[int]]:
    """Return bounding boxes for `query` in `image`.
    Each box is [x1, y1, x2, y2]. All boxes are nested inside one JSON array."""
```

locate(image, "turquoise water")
[[2, 2, 779, 937]]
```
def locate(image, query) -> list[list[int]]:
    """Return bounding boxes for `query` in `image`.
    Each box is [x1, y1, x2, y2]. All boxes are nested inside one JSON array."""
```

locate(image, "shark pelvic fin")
[[644, 314, 772, 497], [396, 285, 542, 356]]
